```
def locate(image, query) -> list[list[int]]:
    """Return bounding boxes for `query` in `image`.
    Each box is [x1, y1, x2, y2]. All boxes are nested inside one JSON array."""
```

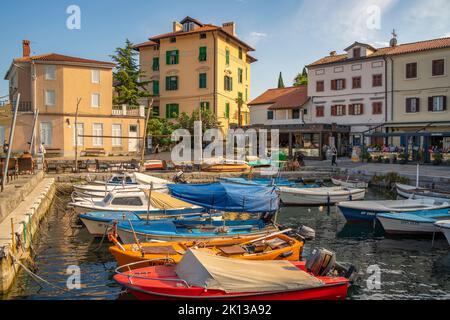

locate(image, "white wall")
[[249, 101, 312, 126]]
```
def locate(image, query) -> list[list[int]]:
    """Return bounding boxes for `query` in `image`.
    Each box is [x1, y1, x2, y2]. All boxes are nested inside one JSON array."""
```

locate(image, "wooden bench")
[[81, 148, 106, 157]]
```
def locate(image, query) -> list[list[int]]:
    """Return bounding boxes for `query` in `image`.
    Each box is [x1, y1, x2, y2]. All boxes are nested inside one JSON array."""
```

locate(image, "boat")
[[377, 209, 450, 235], [86, 172, 139, 186], [434, 221, 450, 246], [113, 249, 350, 300], [79, 210, 214, 237], [109, 230, 304, 267], [116, 219, 279, 244], [332, 176, 369, 189], [337, 199, 450, 222], [278, 186, 366, 206], [219, 177, 297, 187], [396, 183, 450, 202], [201, 158, 250, 173], [143, 160, 166, 171], [247, 156, 272, 168], [68, 189, 204, 215]]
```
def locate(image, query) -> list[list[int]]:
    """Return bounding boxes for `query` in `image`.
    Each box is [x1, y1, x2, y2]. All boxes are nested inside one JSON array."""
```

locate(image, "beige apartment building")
[[4, 41, 146, 157], [135, 16, 256, 133]]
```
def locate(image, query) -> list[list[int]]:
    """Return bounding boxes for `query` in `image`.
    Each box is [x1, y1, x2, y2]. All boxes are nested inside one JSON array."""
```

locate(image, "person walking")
[[331, 146, 338, 167]]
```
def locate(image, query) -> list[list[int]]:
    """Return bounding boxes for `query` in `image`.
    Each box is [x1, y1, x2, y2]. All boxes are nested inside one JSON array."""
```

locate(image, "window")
[[225, 48, 230, 65], [200, 33, 207, 39], [315, 106, 324, 117], [331, 79, 346, 90], [293, 109, 300, 119], [40, 122, 52, 146], [353, 48, 361, 59], [152, 57, 159, 71], [372, 102, 383, 115], [200, 102, 210, 111], [166, 104, 179, 119], [166, 50, 179, 65], [73, 123, 84, 146], [372, 74, 383, 87], [199, 73, 207, 89], [166, 76, 178, 91], [91, 70, 100, 83], [331, 105, 346, 116], [111, 197, 143, 206], [152, 106, 160, 117], [238, 92, 243, 102], [112, 124, 122, 147], [225, 103, 230, 119], [406, 63, 417, 79], [245, 88, 248, 102], [45, 90, 55, 106], [153, 80, 160, 95], [432, 59, 445, 76], [316, 81, 324, 92], [170, 37, 176, 43], [92, 123, 103, 147], [91, 93, 100, 107], [239, 47, 243, 60], [224, 76, 233, 91], [45, 65, 56, 80], [429, 96, 447, 112], [238, 68, 243, 84], [406, 98, 420, 113], [199, 46, 207, 62], [349, 104, 364, 115], [267, 110, 274, 120], [352, 77, 361, 89]]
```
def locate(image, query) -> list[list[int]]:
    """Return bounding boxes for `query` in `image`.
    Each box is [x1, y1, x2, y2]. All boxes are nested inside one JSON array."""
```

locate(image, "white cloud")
[[246, 31, 268, 46], [402, 0, 450, 37]]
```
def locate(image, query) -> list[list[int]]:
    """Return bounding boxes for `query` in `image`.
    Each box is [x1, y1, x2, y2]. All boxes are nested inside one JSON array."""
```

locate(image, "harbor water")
[[2, 188, 450, 300]]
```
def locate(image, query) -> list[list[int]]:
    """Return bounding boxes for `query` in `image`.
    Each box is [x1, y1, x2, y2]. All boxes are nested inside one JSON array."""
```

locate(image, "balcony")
[[112, 105, 145, 117], [9, 101, 33, 113]]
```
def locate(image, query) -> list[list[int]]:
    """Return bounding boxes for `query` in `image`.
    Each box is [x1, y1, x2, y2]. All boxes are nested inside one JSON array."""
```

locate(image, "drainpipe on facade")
[[212, 31, 217, 116]]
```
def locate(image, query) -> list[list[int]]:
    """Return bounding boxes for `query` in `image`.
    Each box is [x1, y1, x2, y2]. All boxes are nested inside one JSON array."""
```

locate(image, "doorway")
[[128, 124, 139, 152]]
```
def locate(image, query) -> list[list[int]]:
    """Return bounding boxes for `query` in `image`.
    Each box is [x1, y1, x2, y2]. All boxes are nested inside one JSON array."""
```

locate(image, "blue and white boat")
[[435, 221, 450, 246], [337, 199, 450, 222], [377, 209, 450, 235]]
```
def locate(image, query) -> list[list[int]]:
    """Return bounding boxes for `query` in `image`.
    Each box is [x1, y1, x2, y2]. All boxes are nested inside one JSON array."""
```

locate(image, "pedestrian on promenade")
[[331, 146, 338, 167], [3, 140, 9, 154]]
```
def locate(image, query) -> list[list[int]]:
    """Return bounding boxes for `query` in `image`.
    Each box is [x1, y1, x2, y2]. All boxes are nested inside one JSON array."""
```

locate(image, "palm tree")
[[235, 95, 244, 127]]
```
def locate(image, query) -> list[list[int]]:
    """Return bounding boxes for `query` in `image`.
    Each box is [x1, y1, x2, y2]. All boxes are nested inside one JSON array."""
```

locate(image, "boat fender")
[[297, 225, 316, 241], [306, 248, 336, 277]]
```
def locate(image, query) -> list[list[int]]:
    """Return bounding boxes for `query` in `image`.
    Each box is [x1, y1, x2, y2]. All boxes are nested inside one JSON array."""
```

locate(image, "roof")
[[269, 85, 310, 110], [134, 40, 159, 49], [344, 41, 377, 52], [308, 36, 450, 67], [13, 53, 115, 67], [248, 86, 300, 106]]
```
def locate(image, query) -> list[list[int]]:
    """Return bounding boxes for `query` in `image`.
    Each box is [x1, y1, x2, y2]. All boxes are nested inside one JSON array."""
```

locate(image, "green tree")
[[294, 67, 308, 86], [111, 39, 150, 106], [277, 72, 285, 88], [177, 108, 221, 134], [235, 95, 245, 127], [147, 117, 177, 148]]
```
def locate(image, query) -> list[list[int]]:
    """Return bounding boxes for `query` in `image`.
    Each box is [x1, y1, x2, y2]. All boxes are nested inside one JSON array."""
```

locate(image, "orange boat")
[[109, 231, 304, 268]]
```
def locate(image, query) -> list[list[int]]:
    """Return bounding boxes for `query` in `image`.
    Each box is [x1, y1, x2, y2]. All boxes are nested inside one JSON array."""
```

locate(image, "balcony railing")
[[112, 105, 145, 117], [9, 101, 33, 113]]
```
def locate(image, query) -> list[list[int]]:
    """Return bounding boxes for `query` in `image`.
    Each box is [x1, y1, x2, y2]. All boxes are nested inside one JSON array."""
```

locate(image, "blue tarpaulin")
[[167, 182, 279, 213]]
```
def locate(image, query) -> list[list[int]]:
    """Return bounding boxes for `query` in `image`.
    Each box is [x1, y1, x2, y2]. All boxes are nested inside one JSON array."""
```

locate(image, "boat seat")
[[264, 239, 289, 250], [140, 246, 181, 255], [218, 245, 247, 255]]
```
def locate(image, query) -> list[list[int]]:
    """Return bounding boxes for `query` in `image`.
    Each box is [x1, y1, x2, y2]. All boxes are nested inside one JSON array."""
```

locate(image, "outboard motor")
[[306, 248, 336, 277], [296, 225, 316, 241], [314, 179, 324, 187], [173, 171, 187, 184]]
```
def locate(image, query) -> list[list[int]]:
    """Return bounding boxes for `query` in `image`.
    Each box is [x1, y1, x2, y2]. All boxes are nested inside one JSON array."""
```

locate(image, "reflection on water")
[[3, 188, 450, 300]]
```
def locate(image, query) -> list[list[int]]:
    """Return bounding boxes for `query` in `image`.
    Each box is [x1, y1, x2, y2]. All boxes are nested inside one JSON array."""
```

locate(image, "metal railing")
[[10, 101, 33, 112]]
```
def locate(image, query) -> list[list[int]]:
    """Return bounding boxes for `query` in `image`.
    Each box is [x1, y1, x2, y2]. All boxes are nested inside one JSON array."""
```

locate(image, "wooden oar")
[[127, 219, 142, 251], [240, 228, 293, 246]]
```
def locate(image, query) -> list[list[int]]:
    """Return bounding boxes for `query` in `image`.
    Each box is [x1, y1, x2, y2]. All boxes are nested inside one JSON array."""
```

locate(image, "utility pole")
[[74, 98, 82, 173], [140, 99, 154, 167], [3, 94, 20, 190]]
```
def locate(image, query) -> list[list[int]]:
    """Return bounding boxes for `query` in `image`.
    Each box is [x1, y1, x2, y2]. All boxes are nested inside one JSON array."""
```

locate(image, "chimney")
[[330, 51, 337, 56], [173, 21, 183, 32], [23, 40, 31, 57], [222, 22, 236, 36]]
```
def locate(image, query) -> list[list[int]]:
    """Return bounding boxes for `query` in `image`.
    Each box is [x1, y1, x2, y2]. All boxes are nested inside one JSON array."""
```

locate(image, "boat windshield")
[[103, 193, 114, 204]]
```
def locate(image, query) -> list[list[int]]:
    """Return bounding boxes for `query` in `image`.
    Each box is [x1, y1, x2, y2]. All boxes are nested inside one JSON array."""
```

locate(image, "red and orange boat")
[[114, 249, 350, 300]]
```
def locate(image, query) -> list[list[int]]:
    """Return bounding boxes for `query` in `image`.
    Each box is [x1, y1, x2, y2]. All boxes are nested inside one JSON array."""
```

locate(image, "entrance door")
[[128, 124, 139, 152]]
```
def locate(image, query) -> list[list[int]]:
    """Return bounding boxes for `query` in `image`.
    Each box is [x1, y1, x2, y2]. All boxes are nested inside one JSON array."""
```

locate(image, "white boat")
[[396, 183, 450, 202], [435, 220, 450, 246], [337, 199, 450, 222], [331, 176, 368, 189], [278, 186, 366, 206]]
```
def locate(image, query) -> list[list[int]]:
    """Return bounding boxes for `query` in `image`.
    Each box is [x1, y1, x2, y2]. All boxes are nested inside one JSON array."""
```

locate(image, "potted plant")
[[433, 152, 443, 166]]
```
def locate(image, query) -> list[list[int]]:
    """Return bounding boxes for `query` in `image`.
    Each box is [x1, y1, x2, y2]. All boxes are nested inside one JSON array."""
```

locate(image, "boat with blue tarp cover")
[[218, 177, 319, 188]]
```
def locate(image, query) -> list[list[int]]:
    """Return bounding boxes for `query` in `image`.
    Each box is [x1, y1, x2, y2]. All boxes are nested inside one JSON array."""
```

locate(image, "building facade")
[[135, 17, 256, 133], [4, 40, 146, 156]]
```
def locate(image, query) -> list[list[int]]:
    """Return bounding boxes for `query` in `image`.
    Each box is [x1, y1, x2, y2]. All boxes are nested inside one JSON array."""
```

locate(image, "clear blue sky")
[[1, 0, 449, 99]]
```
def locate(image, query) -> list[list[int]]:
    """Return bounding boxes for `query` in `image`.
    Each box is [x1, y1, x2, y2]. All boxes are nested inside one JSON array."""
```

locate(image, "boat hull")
[[279, 188, 365, 206], [331, 178, 368, 189], [434, 221, 450, 245], [337, 206, 381, 222], [396, 184, 450, 202], [377, 215, 438, 235], [80, 217, 112, 237]]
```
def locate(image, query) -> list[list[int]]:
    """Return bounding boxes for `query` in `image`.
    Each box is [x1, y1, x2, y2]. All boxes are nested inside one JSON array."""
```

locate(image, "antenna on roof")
[[390, 29, 398, 47]]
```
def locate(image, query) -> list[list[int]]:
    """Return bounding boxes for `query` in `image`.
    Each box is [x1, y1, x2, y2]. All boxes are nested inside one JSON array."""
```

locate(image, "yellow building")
[[4, 40, 146, 157], [135, 16, 256, 133]]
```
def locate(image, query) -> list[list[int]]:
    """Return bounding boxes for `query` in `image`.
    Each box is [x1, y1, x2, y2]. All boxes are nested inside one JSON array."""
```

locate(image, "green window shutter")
[[165, 77, 170, 90], [172, 104, 179, 118], [225, 103, 230, 119], [152, 106, 160, 117], [166, 51, 170, 65], [238, 68, 243, 83], [166, 104, 170, 118], [230, 77, 233, 91], [152, 57, 159, 71], [153, 81, 160, 95], [226, 49, 230, 65], [245, 88, 248, 102], [201, 102, 210, 111], [175, 50, 179, 64], [199, 73, 207, 88], [199, 47, 207, 61]]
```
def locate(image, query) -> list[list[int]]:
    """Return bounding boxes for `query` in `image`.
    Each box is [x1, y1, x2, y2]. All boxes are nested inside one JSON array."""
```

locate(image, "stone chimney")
[[222, 22, 236, 36], [23, 40, 31, 57], [330, 51, 337, 56], [173, 21, 183, 32]]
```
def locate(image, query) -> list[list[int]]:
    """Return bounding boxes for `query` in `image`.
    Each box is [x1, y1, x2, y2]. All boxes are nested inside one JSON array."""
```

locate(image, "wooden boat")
[[109, 231, 304, 267], [332, 176, 368, 189], [337, 199, 450, 222], [396, 183, 450, 202], [201, 158, 250, 173], [278, 186, 366, 206], [113, 249, 349, 300], [435, 221, 450, 246], [116, 219, 279, 244], [143, 160, 166, 171], [377, 209, 450, 235]]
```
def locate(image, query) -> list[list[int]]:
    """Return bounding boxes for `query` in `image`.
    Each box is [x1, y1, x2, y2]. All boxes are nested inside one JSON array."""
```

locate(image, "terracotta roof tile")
[[269, 86, 310, 110], [134, 40, 159, 49], [14, 53, 115, 67], [248, 87, 299, 106]]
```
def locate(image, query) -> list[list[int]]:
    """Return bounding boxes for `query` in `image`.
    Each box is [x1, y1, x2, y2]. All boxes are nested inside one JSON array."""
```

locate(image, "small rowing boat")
[[337, 199, 450, 222], [143, 160, 166, 171], [201, 158, 250, 173], [434, 221, 450, 246], [278, 186, 366, 206], [332, 176, 368, 189], [396, 183, 450, 202]]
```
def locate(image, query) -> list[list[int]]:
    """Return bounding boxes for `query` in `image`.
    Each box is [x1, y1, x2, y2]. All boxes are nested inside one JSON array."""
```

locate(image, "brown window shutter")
[[331, 80, 336, 90], [342, 105, 346, 115], [342, 79, 346, 89], [331, 105, 335, 116], [444, 96, 447, 111], [416, 98, 420, 112], [349, 104, 354, 115], [406, 99, 411, 113], [428, 97, 434, 111], [361, 104, 364, 114]]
